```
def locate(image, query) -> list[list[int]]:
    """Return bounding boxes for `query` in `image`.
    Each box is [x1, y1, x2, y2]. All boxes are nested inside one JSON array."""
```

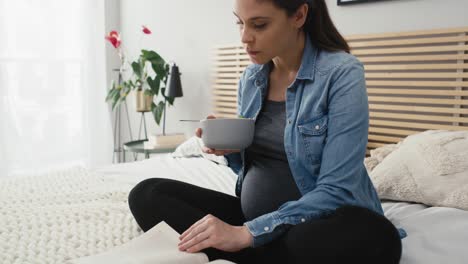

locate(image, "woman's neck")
[[271, 32, 306, 77]]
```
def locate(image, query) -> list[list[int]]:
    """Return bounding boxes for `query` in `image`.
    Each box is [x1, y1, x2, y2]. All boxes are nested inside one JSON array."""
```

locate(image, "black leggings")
[[128, 178, 402, 264]]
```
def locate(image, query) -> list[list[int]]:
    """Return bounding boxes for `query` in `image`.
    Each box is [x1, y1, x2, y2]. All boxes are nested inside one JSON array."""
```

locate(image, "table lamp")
[[162, 63, 183, 135]]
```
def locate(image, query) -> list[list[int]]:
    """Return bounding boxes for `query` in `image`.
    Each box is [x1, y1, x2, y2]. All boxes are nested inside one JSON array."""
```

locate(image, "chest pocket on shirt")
[[298, 115, 328, 164]]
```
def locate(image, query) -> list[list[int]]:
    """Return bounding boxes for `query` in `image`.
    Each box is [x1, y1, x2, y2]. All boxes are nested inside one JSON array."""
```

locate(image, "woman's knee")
[[336, 205, 402, 263], [128, 178, 175, 212]]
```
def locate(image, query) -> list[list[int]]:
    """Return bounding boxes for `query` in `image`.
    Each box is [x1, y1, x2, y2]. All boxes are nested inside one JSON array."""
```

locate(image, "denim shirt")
[[224, 36, 406, 248]]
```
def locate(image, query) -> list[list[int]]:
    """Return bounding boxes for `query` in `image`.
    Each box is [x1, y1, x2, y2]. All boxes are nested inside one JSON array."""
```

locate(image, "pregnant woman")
[[128, 0, 402, 263]]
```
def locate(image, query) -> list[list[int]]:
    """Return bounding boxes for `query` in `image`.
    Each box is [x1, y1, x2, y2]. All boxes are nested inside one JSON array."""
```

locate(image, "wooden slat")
[[215, 55, 250, 61], [366, 80, 468, 88], [213, 67, 246, 72], [365, 72, 468, 79], [368, 134, 402, 143], [364, 63, 468, 71], [369, 104, 468, 115], [370, 112, 468, 123], [370, 119, 468, 131], [213, 27, 468, 150], [215, 79, 239, 85], [368, 96, 468, 105], [369, 127, 421, 137], [367, 142, 387, 149], [214, 61, 250, 67], [213, 101, 237, 108], [358, 54, 468, 63], [213, 84, 238, 90], [214, 107, 237, 114], [367, 88, 468, 97], [214, 48, 245, 55], [213, 90, 237, 96], [350, 35, 468, 48], [214, 95, 237, 102], [353, 45, 468, 56], [216, 73, 242, 78], [346, 26, 468, 41]]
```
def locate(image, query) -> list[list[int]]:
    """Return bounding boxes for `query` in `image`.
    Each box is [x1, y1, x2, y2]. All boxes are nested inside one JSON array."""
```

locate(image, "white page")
[[69, 221, 209, 264]]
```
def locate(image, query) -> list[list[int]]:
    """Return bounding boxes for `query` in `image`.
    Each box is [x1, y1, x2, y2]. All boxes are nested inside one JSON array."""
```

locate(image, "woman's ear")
[[292, 3, 309, 29]]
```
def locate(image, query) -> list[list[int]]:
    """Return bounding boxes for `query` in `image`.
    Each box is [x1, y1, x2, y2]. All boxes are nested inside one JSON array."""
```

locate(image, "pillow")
[[364, 143, 400, 173], [171, 136, 228, 166], [369, 130, 468, 210]]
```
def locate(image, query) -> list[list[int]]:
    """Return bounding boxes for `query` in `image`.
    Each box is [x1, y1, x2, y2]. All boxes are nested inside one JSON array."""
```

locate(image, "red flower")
[[142, 25, 152, 35], [105, 30, 121, 49]]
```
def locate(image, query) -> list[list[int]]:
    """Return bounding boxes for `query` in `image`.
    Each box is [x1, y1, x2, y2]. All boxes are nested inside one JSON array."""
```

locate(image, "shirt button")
[[301, 218, 306, 223], [255, 80, 261, 86], [288, 119, 291, 124], [264, 226, 270, 231], [315, 125, 320, 130]]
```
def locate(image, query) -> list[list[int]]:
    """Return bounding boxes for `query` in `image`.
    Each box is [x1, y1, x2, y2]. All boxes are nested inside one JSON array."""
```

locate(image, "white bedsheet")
[[93, 154, 237, 196], [383, 201, 468, 264], [95, 155, 468, 264], [0, 155, 237, 264], [1, 154, 467, 264]]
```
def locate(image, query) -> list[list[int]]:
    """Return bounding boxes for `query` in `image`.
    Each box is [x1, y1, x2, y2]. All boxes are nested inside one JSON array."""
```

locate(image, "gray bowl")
[[200, 118, 255, 150]]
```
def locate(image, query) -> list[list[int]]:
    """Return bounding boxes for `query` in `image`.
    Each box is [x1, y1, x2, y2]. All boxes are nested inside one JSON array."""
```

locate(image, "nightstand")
[[122, 139, 179, 162]]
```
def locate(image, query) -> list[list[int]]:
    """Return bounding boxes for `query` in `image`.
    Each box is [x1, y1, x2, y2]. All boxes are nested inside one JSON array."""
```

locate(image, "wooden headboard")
[[212, 26, 468, 152]]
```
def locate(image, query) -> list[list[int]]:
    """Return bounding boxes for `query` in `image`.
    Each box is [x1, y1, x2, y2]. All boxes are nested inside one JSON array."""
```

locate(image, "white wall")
[[326, 0, 468, 35], [115, 0, 468, 151], [118, 0, 240, 145]]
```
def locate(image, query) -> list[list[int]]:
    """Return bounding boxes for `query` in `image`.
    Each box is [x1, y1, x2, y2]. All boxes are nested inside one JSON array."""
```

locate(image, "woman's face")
[[234, 0, 305, 64]]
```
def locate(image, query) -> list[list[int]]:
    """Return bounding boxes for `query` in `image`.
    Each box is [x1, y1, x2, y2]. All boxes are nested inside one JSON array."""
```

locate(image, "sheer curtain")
[[0, 0, 113, 177]]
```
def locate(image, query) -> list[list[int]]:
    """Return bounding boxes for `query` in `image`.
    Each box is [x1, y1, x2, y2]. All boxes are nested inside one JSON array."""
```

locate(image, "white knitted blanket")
[[0, 166, 143, 264]]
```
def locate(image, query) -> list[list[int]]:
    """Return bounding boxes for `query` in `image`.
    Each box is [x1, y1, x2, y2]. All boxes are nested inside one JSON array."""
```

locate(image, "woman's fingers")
[[178, 225, 210, 251], [195, 128, 202, 138], [185, 238, 212, 253], [202, 147, 239, 156], [195, 114, 216, 138], [180, 214, 212, 241], [180, 218, 205, 241]]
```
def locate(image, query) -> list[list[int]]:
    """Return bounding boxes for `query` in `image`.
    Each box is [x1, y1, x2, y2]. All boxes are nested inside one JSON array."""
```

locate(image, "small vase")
[[135, 90, 153, 112]]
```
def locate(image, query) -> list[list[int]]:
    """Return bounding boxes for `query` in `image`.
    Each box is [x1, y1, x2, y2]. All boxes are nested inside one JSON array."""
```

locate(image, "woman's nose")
[[240, 28, 254, 44]]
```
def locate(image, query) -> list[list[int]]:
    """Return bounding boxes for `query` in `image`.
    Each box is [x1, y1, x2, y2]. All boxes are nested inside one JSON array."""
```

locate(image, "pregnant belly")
[[240, 163, 301, 221]]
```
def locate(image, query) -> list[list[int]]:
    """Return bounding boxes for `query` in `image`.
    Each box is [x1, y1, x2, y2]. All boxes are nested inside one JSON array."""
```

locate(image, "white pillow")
[[369, 130, 468, 210], [171, 136, 228, 166], [364, 143, 400, 173]]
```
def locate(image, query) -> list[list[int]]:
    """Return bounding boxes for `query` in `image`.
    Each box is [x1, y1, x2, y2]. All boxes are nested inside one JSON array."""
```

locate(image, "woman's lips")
[[247, 51, 260, 57], [247, 50, 260, 56]]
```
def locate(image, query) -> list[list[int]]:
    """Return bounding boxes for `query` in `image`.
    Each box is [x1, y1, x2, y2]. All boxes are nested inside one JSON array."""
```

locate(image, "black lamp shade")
[[167, 64, 183, 98]]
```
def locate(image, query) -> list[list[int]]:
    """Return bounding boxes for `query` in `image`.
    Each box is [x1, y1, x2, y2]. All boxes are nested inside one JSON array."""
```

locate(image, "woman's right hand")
[[195, 114, 240, 156]]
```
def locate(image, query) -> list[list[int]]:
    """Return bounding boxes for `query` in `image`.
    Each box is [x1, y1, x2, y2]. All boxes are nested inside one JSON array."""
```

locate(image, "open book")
[[69, 221, 235, 264]]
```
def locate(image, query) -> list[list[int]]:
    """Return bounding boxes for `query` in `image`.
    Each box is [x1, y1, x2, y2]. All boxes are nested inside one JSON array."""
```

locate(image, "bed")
[[1, 26, 468, 264]]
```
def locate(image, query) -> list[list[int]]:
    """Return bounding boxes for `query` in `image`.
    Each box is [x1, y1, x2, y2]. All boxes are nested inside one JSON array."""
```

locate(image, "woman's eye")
[[253, 23, 267, 30]]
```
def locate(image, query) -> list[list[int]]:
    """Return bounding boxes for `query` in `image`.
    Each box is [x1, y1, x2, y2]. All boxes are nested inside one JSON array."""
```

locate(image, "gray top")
[[241, 99, 302, 221]]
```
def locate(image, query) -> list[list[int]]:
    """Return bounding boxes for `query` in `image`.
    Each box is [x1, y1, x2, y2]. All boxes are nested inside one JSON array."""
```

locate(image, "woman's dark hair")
[[265, 0, 350, 53]]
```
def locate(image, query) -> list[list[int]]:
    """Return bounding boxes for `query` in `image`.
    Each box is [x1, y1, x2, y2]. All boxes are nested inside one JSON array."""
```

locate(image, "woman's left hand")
[[178, 214, 253, 253]]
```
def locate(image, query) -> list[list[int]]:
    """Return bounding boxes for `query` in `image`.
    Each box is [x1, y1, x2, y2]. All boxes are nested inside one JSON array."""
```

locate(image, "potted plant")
[[104, 26, 176, 126]]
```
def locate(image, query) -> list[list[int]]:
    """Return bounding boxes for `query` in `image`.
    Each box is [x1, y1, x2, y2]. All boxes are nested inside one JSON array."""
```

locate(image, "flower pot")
[[135, 90, 153, 112]]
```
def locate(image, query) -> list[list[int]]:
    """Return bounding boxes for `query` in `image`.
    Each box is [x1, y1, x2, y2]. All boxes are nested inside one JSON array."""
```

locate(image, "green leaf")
[[161, 87, 175, 106], [151, 62, 167, 79], [111, 91, 121, 110], [144, 89, 153, 96], [142, 50, 163, 63], [151, 101, 165, 125], [131, 61, 142, 78], [105, 87, 117, 102], [147, 76, 160, 95]]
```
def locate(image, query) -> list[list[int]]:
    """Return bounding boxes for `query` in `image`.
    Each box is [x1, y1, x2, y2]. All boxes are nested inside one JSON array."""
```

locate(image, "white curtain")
[[0, 0, 113, 177]]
